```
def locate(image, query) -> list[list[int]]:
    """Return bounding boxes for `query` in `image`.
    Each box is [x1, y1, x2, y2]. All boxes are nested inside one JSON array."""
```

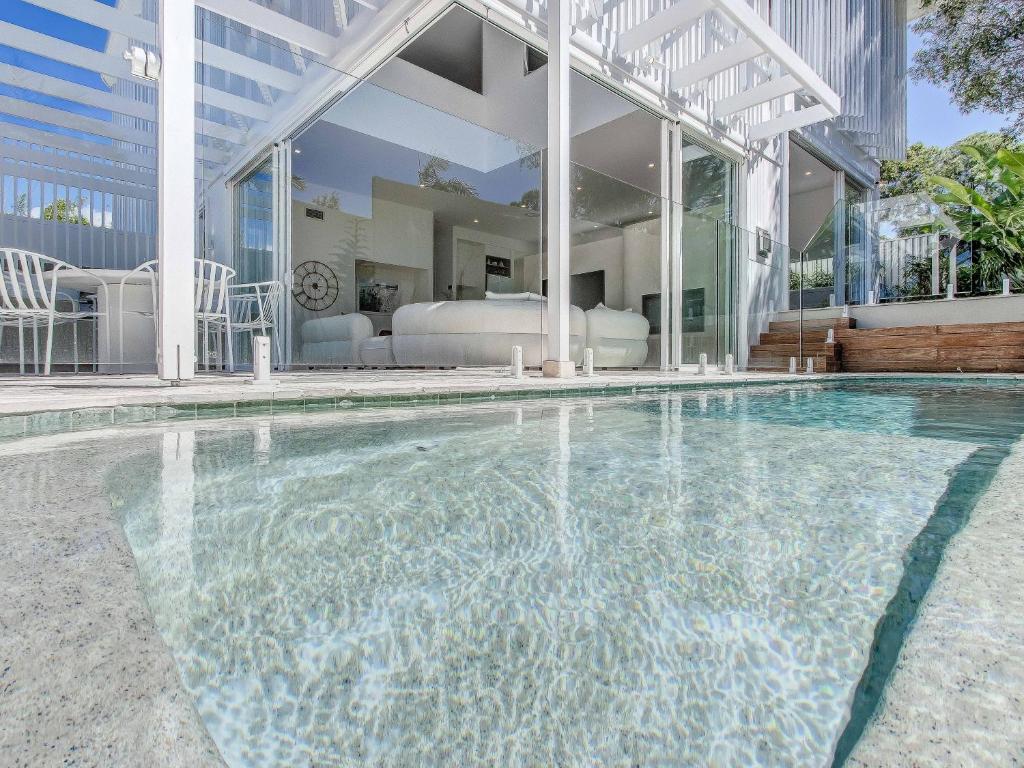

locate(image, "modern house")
[[0, 0, 922, 378]]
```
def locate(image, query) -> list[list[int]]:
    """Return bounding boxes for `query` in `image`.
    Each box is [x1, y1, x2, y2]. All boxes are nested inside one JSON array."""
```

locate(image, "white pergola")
[[0, 0, 840, 378]]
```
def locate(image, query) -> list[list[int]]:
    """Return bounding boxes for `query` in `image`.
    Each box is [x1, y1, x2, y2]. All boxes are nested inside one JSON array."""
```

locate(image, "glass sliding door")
[[570, 73, 666, 369], [678, 140, 736, 366], [233, 158, 275, 286], [284, 7, 545, 370]]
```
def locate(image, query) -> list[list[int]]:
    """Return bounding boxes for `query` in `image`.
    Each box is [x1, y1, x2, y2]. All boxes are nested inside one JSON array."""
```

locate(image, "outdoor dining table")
[[56, 268, 156, 374]]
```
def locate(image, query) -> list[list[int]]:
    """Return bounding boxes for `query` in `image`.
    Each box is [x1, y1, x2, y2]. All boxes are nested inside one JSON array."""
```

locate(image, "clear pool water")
[[113, 380, 1024, 767]]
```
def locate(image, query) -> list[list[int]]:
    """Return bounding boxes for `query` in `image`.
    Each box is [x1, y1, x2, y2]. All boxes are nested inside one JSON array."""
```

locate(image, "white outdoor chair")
[[195, 259, 236, 372], [117, 260, 159, 372], [225, 280, 284, 368], [0, 248, 109, 375]]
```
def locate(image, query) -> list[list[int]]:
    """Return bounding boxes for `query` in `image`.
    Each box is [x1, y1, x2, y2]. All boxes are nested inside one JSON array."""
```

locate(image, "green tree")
[[879, 132, 1024, 199], [43, 197, 90, 226], [930, 143, 1024, 287], [913, 0, 1024, 135]]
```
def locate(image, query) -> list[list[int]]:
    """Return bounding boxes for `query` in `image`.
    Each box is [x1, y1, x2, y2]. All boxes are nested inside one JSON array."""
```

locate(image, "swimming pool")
[[110, 379, 1024, 767]]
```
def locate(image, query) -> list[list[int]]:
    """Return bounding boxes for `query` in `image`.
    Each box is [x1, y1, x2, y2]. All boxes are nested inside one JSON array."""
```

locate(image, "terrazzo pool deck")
[[1, 375, 1023, 766], [0, 368, 807, 417], [848, 436, 1024, 767]]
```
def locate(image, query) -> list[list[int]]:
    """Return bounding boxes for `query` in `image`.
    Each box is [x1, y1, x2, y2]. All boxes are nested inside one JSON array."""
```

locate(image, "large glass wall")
[[282, 7, 546, 370], [569, 74, 665, 369], [216, 6, 739, 374], [680, 144, 735, 365]]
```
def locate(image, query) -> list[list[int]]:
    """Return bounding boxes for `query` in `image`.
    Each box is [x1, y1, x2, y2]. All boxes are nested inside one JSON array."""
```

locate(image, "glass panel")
[[278, 7, 545, 370], [569, 73, 664, 369]]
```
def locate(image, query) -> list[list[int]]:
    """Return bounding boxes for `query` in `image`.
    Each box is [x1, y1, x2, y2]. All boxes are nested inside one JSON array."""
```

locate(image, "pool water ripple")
[[114, 383, 1024, 767]]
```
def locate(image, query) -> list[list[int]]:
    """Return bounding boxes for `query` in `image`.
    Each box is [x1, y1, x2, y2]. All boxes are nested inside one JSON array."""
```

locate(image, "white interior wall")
[[289, 198, 433, 349]]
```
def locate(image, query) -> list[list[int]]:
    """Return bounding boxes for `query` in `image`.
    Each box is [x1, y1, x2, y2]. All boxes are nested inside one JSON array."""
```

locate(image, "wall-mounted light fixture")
[[756, 227, 773, 258], [123, 46, 161, 80]]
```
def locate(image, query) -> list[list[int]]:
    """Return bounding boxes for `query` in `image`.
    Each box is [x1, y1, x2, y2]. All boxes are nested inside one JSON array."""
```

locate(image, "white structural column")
[[659, 120, 671, 371], [670, 127, 684, 369], [543, 0, 574, 378], [158, 0, 197, 380]]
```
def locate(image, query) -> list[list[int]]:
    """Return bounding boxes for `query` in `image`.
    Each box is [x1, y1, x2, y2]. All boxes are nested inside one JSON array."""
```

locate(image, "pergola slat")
[[197, 0, 338, 58]]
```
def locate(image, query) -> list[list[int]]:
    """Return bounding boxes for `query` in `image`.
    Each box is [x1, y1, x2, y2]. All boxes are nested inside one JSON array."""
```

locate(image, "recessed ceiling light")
[[648, 210, 654, 215], [648, 162, 655, 168], [576, 186, 583, 191], [294, 148, 302, 154], [473, 218, 479, 223], [804, 170, 813, 176]]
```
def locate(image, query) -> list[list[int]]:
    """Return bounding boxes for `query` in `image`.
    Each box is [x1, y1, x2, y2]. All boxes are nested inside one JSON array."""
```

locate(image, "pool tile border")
[[1, 373, 1021, 445]]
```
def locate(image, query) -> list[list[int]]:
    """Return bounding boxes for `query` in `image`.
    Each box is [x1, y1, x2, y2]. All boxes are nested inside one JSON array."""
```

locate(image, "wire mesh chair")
[[224, 280, 284, 369], [0, 248, 109, 375], [195, 259, 236, 372]]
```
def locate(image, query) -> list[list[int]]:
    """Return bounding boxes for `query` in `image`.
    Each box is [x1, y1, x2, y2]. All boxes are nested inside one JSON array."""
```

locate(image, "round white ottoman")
[[359, 335, 396, 366]]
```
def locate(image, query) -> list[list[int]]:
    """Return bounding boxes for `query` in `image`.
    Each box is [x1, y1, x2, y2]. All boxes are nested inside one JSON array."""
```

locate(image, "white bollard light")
[[806, 357, 815, 375], [582, 347, 595, 377], [867, 290, 876, 305], [841, 304, 850, 318], [697, 353, 708, 375], [723, 353, 735, 375], [947, 283, 956, 300], [789, 356, 797, 374], [826, 328, 835, 344], [247, 336, 276, 387], [510, 345, 524, 379], [1004, 276, 1012, 296]]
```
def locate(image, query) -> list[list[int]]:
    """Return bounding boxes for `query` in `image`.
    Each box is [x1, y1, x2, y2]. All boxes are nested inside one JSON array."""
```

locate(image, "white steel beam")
[[0, 63, 156, 121], [617, 0, 713, 54], [196, 84, 272, 122], [0, 156, 157, 201], [21, 0, 157, 45], [196, 0, 338, 58], [715, 73, 800, 116], [0, 140, 156, 188], [196, 118, 245, 146], [196, 40, 304, 94], [544, 0, 574, 377], [0, 20, 147, 86], [669, 36, 762, 90], [158, 0, 197, 380], [747, 102, 834, 141], [711, 0, 841, 115], [0, 121, 157, 170], [0, 95, 155, 147]]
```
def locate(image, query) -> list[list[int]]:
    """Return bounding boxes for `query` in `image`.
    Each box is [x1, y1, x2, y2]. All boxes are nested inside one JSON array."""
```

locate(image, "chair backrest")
[[0, 248, 62, 313], [230, 281, 283, 329], [195, 259, 235, 315]]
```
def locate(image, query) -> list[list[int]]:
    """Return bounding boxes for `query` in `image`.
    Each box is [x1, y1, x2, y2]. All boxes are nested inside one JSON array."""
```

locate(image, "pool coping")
[[1, 371, 1022, 445]]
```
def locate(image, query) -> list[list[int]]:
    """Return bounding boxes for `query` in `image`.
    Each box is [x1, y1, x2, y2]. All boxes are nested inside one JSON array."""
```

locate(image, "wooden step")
[[768, 317, 856, 334]]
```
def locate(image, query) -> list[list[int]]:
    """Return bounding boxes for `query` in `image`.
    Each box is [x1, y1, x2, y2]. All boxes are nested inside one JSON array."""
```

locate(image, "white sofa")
[[391, 297, 587, 367], [300, 314, 373, 365], [585, 303, 651, 367]]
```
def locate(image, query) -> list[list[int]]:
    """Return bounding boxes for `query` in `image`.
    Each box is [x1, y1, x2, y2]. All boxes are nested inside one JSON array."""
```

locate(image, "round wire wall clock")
[[292, 260, 339, 311]]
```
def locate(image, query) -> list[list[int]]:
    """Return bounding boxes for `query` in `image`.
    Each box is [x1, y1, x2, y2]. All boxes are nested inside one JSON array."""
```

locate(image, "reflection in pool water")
[[116, 381, 1024, 767]]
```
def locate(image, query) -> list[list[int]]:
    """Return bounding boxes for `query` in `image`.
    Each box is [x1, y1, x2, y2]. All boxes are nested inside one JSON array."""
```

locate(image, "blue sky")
[[907, 29, 1010, 146]]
